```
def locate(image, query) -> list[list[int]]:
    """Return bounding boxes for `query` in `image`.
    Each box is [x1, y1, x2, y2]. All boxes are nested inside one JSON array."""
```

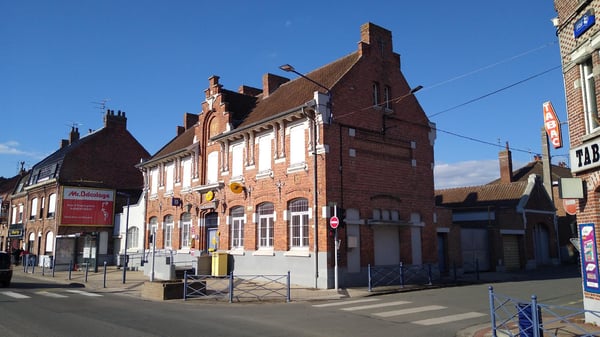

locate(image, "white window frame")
[[230, 207, 245, 249], [289, 123, 306, 167], [289, 199, 309, 249], [127, 227, 139, 249], [164, 215, 174, 248], [231, 142, 244, 179], [181, 213, 191, 248], [165, 162, 175, 193], [30, 197, 38, 220], [258, 134, 273, 175], [48, 193, 56, 218], [182, 157, 192, 189], [45, 231, 54, 253], [258, 203, 274, 249], [150, 167, 159, 195], [582, 58, 600, 134], [207, 151, 219, 184]]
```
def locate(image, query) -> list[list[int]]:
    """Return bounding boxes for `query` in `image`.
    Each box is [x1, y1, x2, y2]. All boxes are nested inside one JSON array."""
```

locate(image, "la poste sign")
[[543, 101, 563, 149]]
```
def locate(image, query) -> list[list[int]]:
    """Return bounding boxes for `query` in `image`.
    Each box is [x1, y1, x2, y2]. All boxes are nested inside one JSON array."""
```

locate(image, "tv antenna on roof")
[[92, 98, 111, 112], [66, 121, 83, 129]]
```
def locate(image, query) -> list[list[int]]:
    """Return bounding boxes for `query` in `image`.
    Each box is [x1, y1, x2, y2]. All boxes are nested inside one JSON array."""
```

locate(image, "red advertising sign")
[[543, 101, 563, 149], [61, 187, 114, 226]]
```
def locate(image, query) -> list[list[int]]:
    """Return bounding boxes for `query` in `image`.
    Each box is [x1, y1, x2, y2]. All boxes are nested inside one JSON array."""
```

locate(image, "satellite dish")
[[230, 182, 244, 194], [205, 190, 215, 201]]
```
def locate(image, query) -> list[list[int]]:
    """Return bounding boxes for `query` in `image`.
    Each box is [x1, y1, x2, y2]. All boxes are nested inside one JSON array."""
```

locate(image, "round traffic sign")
[[330, 216, 339, 229]]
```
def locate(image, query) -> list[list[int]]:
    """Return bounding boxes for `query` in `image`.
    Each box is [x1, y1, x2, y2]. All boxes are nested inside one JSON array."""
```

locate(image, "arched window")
[[45, 231, 54, 253], [181, 213, 192, 248], [164, 215, 174, 248], [257, 202, 274, 248], [230, 206, 245, 249], [289, 198, 309, 248]]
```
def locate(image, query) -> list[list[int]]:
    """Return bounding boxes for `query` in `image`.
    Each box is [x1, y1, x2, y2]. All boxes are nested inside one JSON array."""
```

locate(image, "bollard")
[[85, 262, 89, 282], [367, 264, 372, 292], [183, 270, 188, 301], [400, 262, 405, 288], [427, 264, 433, 285], [52, 257, 56, 278], [286, 270, 291, 303], [42, 257, 46, 276], [103, 261, 107, 288], [68, 260, 72, 280], [489, 286, 497, 337], [229, 273, 234, 303]]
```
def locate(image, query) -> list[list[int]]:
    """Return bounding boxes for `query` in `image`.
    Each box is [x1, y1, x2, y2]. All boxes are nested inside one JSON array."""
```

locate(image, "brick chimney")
[[183, 113, 199, 129], [358, 22, 393, 57], [103, 109, 127, 130], [499, 142, 513, 184], [262, 73, 289, 98], [69, 127, 80, 144], [238, 85, 262, 97]]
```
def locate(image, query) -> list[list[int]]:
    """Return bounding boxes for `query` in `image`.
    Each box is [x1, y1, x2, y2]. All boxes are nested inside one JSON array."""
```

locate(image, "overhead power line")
[[428, 65, 562, 118]]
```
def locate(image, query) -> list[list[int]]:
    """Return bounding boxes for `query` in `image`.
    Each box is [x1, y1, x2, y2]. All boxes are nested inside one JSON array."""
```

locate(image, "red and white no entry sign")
[[330, 216, 339, 229]]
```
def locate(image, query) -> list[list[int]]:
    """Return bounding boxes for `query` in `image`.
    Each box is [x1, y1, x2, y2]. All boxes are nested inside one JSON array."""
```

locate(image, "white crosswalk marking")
[[312, 298, 380, 307], [36, 291, 68, 298], [373, 305, 446, 318], [0, 291, 30, 299], [342, 300, 411, 311], [413, 312, 486, 326], [65, 289, 103, 297]]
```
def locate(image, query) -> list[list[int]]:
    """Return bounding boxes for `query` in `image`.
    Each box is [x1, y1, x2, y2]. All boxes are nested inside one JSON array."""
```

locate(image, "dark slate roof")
[[237, 52, 361, 128], [488, 161, 572, 184], [435, 181, 529, 208], [152, 124, 197, 160]]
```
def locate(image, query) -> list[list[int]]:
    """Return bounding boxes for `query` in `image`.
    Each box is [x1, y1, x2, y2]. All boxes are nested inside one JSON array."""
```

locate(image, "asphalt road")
[[0, 267, 584, 337]]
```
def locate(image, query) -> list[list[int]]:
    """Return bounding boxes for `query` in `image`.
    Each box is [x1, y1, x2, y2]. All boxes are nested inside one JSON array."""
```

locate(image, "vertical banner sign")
[[580, 223, 600, 293], [543, 101, 563, 149], [61, 187, 115, 226]]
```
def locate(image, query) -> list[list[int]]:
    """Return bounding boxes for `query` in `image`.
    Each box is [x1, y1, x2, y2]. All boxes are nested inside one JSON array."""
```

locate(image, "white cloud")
[[0, 141, 25, 155], [434, 159, 499, 190]]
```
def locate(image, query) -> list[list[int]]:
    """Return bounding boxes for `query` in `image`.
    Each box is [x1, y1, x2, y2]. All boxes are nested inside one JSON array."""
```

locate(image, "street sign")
[[330, 216, 339, 229], [563, 199, 577, 215]]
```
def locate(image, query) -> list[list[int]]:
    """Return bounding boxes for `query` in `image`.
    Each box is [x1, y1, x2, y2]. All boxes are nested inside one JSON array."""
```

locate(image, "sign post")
[[330, 209, 340, 290]]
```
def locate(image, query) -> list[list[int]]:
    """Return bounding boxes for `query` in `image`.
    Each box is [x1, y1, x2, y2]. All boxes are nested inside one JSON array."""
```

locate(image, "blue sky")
[[1, 1, 565, 189]]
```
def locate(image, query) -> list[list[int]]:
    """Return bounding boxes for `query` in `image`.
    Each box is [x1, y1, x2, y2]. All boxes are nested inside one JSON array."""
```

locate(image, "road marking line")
[[342, 300, 411, 311], [65, 290, 103, 297], [313, 298, 380, 307], [373, 305, 446, 318], [413, 312, 486, 325], [0, 291, 30, 299], [36, 291, 68, 298]]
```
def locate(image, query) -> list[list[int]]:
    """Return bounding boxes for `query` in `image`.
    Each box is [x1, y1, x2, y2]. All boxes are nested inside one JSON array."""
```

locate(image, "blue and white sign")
[[574, 10, 595, 38]]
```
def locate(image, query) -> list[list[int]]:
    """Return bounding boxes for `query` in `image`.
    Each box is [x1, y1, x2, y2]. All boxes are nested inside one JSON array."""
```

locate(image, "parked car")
[[0, 252, 13, 287]]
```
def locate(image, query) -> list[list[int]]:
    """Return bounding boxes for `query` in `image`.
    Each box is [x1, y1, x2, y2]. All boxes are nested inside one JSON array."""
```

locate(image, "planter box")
[[141, 280, 206, 300]]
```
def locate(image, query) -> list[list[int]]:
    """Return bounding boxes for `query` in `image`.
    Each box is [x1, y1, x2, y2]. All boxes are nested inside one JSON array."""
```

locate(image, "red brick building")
[[10, 110, 149, 270], [140, 22, 437, 288], [555, 0, 600, 323]]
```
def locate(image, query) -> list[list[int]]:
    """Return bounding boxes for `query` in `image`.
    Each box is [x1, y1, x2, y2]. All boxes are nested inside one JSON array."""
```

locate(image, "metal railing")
[[489, 286, 600, 337], [368, 262, 432, 291], [183, 271, 291, 303]]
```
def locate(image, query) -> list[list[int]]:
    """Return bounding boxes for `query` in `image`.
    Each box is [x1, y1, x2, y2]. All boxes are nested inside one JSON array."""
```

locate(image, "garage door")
[[503, 235, 521, 271], [374, 226, 400, 266], [461, 228, 490, 272]]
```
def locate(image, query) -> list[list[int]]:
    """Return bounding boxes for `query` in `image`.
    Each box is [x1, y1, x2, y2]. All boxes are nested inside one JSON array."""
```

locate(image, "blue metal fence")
[[183, 271, 291, 303], [488, 286, 600, 337]]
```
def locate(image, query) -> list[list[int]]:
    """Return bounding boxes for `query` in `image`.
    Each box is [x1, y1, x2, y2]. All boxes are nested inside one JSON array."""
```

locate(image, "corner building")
[[555, 0, 600, 323], [141, 22, 437, 288]]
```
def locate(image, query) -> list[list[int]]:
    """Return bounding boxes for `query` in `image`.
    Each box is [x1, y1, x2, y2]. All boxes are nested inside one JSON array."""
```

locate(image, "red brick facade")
[[141, 22, 437, 288], [555, 0, 600, 321]]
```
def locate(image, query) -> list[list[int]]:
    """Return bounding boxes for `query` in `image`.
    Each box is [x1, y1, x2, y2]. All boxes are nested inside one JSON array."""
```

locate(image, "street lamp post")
[[117, 192, 130, 284], [280, 64, 331, 289]]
